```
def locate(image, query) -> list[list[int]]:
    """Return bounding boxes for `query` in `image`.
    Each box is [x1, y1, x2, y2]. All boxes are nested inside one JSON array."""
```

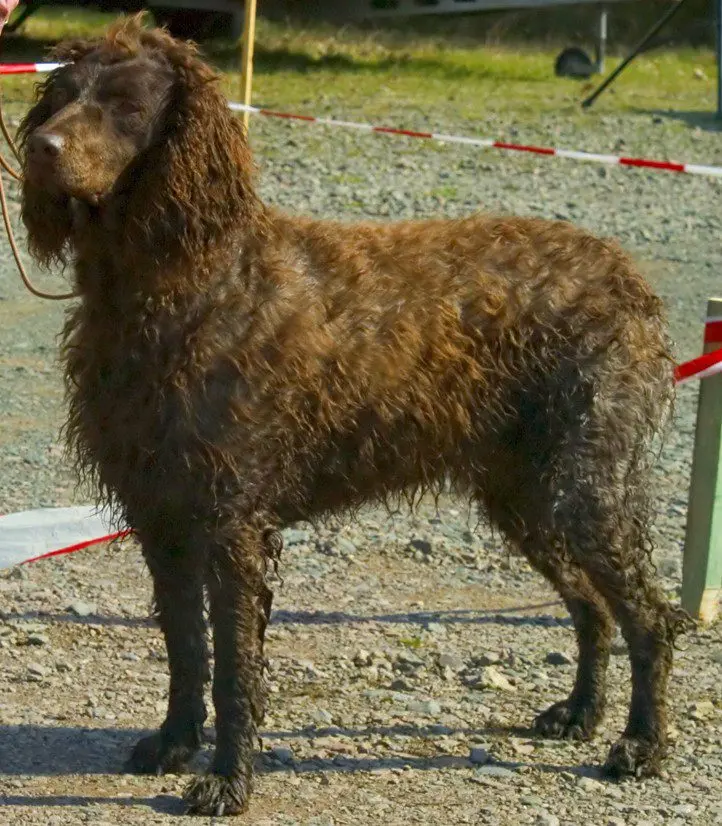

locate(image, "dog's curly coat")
[[19, 16, 689, 816]]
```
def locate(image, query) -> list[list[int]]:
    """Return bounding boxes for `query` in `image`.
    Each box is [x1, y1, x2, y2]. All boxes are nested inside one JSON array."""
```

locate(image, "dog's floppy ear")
[[117, 26, 260, 271], [17, 68, 75, 268]]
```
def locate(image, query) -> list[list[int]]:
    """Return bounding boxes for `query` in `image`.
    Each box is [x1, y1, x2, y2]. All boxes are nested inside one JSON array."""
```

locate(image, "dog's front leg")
[[127, 532, 209, 775], [184, 518, 273, 817]]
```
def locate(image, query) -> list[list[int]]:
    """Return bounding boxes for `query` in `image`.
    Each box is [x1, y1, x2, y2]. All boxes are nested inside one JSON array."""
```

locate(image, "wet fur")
[[19, 17, 690, 817]]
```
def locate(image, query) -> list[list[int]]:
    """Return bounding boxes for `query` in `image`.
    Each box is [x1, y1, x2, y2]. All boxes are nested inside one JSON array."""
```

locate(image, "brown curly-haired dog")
[[19, 16, 689, 817]]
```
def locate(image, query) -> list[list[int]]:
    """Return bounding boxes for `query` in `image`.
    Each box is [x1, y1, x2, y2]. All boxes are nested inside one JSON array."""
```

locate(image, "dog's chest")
[[65, 306, 218, 481]]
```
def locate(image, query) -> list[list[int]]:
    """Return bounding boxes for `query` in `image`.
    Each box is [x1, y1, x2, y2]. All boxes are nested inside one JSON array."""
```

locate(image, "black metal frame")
[[581, 0, 721, 119]]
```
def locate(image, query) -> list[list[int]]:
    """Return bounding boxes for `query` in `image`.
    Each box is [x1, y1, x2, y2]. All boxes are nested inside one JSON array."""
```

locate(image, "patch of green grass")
[[399, 636, 423, 649], [0, 8, 716, 129]]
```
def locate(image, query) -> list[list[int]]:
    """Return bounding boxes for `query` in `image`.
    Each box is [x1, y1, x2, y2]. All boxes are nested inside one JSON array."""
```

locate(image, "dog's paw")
[[183, 772, 250, 816], [603, 736, 664, 779], [532, 698, 603, 741], [126, 731, 199, 775]]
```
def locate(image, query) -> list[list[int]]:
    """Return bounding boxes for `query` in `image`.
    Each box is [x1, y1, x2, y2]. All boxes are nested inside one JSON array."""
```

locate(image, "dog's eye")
[[49, 85, 75, 110], [110, 98, 144, 118]]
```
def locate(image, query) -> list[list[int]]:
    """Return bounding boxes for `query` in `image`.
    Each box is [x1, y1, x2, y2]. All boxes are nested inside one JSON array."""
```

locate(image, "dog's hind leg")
[[184, 517, 274, 817], [568, 517, 689, 778], [518, 541, 614, 741], [535, 465, 689, 778], [127, 536, 209, 775]]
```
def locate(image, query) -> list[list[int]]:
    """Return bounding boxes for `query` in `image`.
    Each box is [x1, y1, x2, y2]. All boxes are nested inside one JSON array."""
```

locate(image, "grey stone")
[[424, 621, 447, 635], [475, 652, 502, 666], [283, 528, 311, 546], [68, 600, 96, 617], [545, 651, 574, 666], [407, 699, 441, 715], [469, 746, 491, 765], [397, 650, 425, 666], [464, 666, 515, 691], [270, 745, 294, 763], [438, 652, 464, 671], [576, 776, 606, 793], [687, 701, 715, 720], [670, 803, 696, 816], [409, 538, 433, 555], [353, 649, 372, 667], [533, 811, 560, 826], [311, 709, 334, 726], [474, 765, 515, 778], [335, 536, 357, 555]]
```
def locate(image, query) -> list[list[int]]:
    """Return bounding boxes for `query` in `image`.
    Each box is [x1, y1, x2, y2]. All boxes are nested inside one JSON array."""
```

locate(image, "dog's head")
[[19, 15, 257, 270]]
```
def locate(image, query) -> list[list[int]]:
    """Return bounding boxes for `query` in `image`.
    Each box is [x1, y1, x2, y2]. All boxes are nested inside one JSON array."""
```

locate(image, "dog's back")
[[255, 212, 671, 525]]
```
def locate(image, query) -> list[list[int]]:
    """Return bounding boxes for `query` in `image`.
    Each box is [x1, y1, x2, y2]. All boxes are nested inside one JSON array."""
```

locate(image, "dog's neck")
[[68, 188, 267, 303]]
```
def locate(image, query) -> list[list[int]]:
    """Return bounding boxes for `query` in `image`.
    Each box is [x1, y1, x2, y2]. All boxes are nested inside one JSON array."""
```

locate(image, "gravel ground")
[[1, 105, 721, 825]]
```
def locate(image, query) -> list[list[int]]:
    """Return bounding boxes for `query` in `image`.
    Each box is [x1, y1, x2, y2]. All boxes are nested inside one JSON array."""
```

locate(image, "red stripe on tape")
[[704, 320, 722, 344], [259, 109, 316, 122], [493, 142, 555, 156], [374, 127, 433, 139], [619, 157, 686, 173], [21, 529, 133, 566], [0, 63, 38, 75], [674, 348, 722, 383]]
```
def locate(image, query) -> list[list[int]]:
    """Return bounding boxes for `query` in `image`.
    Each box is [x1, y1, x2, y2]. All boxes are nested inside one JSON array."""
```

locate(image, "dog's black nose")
[[28, 132, 64, 159]]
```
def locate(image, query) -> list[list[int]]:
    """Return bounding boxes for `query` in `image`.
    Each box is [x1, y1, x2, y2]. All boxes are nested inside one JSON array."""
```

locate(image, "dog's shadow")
[[0, 720, 600, 775], [5, 602, 570, 629], [0, 721, 606, 814]]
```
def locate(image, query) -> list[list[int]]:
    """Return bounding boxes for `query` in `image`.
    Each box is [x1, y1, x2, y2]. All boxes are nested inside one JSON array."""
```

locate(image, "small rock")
[[693, 67, 707, 80], [311, 709, 334, 726], [534, 811, 560, 826], [121, 651, 139, 662], [334, 536, 357, 556], [407, 699, 441, 715], [438, 652, 464, 671], [424, 622, 447, 636], [68, 600, 96, 617], [475, 652, 502, 666], [469, 746, 490, 765], [408, 538, 433, 555], [687, 700, 715, 721], [545, 651, 574, 666], [26, 633, 49, 646], [464, 666, 516, 692], [511, 739, 535, 756], [353, 649, 372, 667], [397, 650, 424, 666], [270, 745, 294, 763], [670, 803, 696, 816], [606, 818, 626, 826], [474, 765, 515, 778], [27, 662, 49, 680], [283, 528, 311, 546], [576, 776, 605, 793]]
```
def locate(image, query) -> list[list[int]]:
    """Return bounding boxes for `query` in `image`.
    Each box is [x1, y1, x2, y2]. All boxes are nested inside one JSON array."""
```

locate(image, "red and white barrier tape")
[[0, 62, 62, 75], [674, 317, 722, 384], [228, 103, 722, 179], [2, 61, 721, 178], [0, 506, 129, 569]]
